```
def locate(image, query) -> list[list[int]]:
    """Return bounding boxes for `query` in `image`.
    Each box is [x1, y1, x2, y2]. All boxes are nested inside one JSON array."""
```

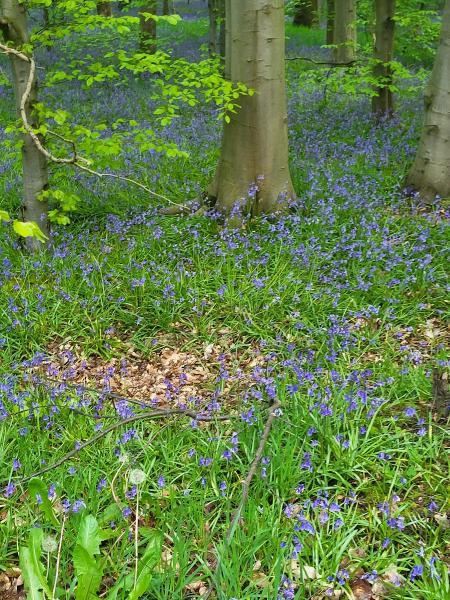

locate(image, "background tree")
[[162, 0, 173, 14], [208, 0, 294, 217], [333, 0, 357, 63], [97, 2, 112, 16], [0, 0, 49, 251], [139, 2, 157, 53], [293, 0, 318, 27], [406, 0, 450, 203], [372, 0, 396, 116], [326, 0, 335, 43], [208, 0, 219, 55]]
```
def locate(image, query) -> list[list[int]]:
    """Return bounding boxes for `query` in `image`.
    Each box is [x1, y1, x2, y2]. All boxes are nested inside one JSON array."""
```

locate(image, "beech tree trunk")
[[326, 0, 335, 44], [372, 0, 396, 117], [406, 0, 450, 203], [208, 0, 295, 218], [293, 0, 318, 27], [0, 0, 49, 251], [97, 2, 112, 17], [333, 0, 356, 63], [139, 2, 157, 53]]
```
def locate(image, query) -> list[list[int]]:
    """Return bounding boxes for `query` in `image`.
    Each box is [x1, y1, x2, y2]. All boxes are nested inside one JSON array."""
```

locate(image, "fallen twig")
[[15, 407, 237, 484], [204, 400, 282, 599]]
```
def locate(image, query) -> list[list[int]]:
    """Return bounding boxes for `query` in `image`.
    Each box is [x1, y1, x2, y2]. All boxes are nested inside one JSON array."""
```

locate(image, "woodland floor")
[[0, 4, 449, 600]]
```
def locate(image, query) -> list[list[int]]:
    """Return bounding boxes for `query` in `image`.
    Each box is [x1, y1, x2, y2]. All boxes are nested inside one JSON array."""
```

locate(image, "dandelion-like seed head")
[[129, 468, 146, 485]]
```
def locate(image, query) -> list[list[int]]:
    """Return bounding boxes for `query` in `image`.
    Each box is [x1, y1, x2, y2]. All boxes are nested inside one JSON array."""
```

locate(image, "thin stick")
[[134, 489, 140, 588], [52, 514, 66, 600], [17, 408, 236, 484], [204, 401, 281, 599]]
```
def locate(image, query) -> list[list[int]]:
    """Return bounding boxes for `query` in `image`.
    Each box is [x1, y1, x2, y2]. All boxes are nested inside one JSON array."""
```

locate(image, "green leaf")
[[73, 544, 103, 600], [19, 529, 52, 600], [77, 515, 102, 557], [13, 221, 48, 243], [28, 478, 59, 527], [0, 210, 10, 221]]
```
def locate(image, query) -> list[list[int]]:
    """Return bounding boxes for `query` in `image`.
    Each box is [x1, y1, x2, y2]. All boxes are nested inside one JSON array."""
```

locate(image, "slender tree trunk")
[[333, 0, 356, 63], [162, 0, 173, 14], [208, 0, 294, 219], [326, 0, 335, 44], [139, 2, 157, 53], [0, 0, 49, 251], [208, 0, 218, 55], [372, 0, 396, 117], [293, 0, 318, 27], [218, 0, 225, 63], [97, 2, 112, 16], [406, 0, 450, 203]]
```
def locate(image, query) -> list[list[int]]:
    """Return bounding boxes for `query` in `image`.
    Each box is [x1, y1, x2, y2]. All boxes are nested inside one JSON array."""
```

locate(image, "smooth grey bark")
[[333, 0, 357, 63], [372, 0, 396, 117], [139, 2, 157, 53], [0, 0, 49, 251], [406, 0, 450, 203], [209, 0, 295, 218]]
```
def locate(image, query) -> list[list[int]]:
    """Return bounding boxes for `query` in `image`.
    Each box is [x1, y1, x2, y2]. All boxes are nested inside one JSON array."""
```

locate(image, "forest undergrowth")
[[0, 6, 449, 600]]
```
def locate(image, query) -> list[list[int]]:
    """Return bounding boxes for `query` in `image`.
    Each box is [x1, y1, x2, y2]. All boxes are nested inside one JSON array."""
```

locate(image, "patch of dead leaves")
[[0, 568, 25, 600], [33, 337, 265, 411]]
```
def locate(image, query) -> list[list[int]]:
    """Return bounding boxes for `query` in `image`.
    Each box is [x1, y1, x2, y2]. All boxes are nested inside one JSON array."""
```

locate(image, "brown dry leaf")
[[185, 581, 208, 596], [434, 513, 450, 529], [252, 573, 270, 588], [349, 578, 372, 600], [0, 573, 11, 592], [290, 559, 319, 580], [349, 548, 367, 559]]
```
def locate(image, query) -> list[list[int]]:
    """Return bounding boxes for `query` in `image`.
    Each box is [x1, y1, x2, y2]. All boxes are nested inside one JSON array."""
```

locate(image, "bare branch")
[[0, 43, 185, 209], [286, 55, 358, 67]]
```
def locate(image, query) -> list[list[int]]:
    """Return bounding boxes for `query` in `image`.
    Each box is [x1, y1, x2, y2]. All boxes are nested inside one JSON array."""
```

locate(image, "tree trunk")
[[208, 0, 218, 55], [0, 0, 49, 252], [162, 0, 173, 14], [293, 0, 318, 27], [326, 0, 335, 44], [208, 0, 295, 219], [97, 2, 112, 16], [372, 0, 396, 118], [139, 2, 157, 53], [218, 0, 225, 63], [333, 0, 356, 63], [406, 0, 450, 203]]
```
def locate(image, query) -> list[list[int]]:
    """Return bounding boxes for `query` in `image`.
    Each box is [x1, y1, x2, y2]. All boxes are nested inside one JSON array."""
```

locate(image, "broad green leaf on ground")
[[73, 544, 103, 600], [19, 529, 52, 600], [76, 515, 102, 557]]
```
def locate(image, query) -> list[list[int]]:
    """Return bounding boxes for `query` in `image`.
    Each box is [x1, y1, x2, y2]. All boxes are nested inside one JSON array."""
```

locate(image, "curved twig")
[[0, 43, 184, 209], [16, 407, 237, 484]]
